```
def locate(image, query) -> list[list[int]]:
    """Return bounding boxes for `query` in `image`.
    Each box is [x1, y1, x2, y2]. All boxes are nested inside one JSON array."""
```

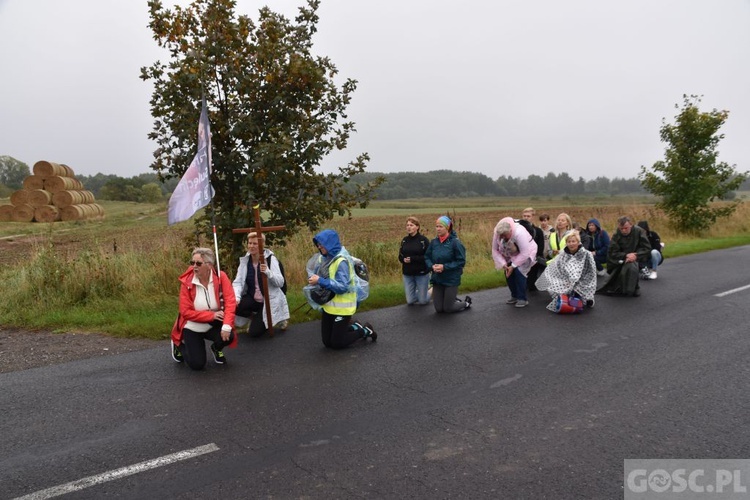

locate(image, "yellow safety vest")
[[322, 256, 357, 316], [548, 230, 569, 263]]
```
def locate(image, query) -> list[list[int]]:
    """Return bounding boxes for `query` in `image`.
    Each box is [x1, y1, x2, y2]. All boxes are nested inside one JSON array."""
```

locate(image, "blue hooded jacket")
[[312, 229, 352, 295], [586, 218, 610, 263]]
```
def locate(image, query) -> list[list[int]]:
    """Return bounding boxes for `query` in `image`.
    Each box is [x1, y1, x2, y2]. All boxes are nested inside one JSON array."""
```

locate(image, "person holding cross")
[[307, 229, 377, 349], [233, 231, 290, 337]]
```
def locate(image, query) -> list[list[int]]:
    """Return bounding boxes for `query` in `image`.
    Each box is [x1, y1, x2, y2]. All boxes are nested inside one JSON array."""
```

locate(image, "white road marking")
[[714, 284, 750, 297], [14, 443, 220, 500], [491, 374, 522, 388]]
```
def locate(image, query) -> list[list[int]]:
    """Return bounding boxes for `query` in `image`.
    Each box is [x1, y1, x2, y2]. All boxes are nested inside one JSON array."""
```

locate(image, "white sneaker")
[[649, 271, 657, 280], [597, 269, 607, 277]]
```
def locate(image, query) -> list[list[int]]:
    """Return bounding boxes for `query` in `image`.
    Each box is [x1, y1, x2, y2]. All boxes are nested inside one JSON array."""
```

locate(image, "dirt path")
[[0, 327, 161, 374]]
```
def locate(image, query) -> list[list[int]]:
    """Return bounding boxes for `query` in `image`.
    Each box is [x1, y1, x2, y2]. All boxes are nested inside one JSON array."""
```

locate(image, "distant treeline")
[[75, 173, 179, 202], [65, 170, 750, 202], [351, 171, 647, 199]]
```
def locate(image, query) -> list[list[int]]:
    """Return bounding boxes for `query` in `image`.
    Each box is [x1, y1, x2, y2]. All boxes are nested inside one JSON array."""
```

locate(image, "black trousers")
[[181, 323, 235, 371], [321, 310, 362, 349], [236, 294, 266, 337]]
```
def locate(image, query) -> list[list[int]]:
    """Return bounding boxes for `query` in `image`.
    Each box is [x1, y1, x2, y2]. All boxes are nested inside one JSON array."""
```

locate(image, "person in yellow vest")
[[548, 212, 574, 262], [307, 229, 377, 349]]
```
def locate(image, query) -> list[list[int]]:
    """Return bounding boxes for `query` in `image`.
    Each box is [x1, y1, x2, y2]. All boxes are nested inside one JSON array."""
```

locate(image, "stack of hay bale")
[[0, 161, 104, 222]]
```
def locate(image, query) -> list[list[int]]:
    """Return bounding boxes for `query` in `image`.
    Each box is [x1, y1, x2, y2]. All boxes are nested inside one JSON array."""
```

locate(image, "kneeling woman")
[[171, 247, 237, 369], [308, 229, 377, 349], [424, 215, 471, 313], [535, 231, 597, 312]]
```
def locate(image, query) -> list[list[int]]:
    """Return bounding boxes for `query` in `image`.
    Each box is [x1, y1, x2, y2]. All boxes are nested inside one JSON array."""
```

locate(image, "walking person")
[[398, 216, 431, 305], [307, 229, 377, 349], [492, 217, 538, 308], [232, 232, 290, 337], [424, 215, 472, 313], [171, 247, 237, 370]]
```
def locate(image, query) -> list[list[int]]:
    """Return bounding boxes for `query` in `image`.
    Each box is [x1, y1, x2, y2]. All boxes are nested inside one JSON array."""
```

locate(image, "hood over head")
[[313, 229, 342, 256]]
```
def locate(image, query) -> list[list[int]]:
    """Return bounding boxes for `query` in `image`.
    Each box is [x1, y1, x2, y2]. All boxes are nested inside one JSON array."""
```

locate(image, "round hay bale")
[[34, 205, 61, 223], [27, 189, 53, 207], [0, 204, 14, 222], [12, 204, 35, 222], [80, 203, 105, 220], [44, 176, 83, 193], [52, 190, 95, 208], [23, 175, 46, 190], [10, 190, 30, 206], [61, 205, 85, 221], [33, 161, 75, 177]]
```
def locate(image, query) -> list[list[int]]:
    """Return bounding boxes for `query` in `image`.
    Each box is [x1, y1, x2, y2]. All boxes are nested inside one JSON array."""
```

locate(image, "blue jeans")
[[403, 274, 430, 305], [507, 269, 528, 301], [648, 249, 662, 270]]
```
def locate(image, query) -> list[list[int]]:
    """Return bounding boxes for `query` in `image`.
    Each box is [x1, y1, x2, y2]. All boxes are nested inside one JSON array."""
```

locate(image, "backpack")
[[514, 218, 537, 240], [266, 254, 287, 295], [351, 256, 370, 303]]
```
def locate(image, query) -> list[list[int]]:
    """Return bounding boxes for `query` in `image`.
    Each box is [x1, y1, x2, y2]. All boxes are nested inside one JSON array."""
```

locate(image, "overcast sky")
[[1, 0, 748, 181]]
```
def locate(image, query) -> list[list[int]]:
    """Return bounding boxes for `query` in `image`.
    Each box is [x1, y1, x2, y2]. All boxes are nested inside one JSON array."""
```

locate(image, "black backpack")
[[266, 254, 287, 295], [514, 218, 537, 240]]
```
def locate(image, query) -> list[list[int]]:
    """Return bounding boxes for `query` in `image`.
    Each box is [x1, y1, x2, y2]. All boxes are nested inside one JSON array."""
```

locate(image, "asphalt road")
[[2, 246, 750, 499]]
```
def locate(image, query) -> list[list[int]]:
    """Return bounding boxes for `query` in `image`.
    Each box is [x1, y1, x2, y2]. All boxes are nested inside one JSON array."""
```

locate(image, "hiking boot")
[[515, 300, 528, 308], [171, 342, 183, 363], [506, 297, 518, 305], [362, 322, 377, 342], [211, 344, 226, 364], [464, 296, 472, 309]]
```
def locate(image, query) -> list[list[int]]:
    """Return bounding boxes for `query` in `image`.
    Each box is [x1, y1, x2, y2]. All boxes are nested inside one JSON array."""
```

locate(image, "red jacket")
[[171, 267, 238, 348]]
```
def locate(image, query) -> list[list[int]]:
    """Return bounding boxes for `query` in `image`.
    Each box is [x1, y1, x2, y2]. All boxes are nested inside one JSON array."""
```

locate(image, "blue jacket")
[[312, 229, 351, 295], [424, 231, 466, 287], [586, 218, 610, 263]]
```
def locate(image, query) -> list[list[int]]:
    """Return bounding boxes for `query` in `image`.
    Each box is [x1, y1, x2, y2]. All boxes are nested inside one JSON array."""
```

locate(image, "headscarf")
[[437, 216, 452, 230]]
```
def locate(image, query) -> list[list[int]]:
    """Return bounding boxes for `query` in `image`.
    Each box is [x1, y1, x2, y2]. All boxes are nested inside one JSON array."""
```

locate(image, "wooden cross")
[[232, 202, 286, 336]]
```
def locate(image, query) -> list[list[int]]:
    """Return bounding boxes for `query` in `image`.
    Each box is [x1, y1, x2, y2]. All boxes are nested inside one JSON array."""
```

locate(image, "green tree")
[[640, 95, 747, 233], [142, 183, 165, 203], [0, 156, 30, 190], [141, 0, 382, 259]]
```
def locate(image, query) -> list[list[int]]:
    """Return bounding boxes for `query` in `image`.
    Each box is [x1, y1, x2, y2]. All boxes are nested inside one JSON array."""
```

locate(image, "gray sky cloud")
[[1, 0, 748, 181]]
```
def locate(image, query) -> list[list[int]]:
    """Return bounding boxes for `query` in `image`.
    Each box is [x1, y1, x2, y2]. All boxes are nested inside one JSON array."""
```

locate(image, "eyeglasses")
[[189, 260, 205, 267]]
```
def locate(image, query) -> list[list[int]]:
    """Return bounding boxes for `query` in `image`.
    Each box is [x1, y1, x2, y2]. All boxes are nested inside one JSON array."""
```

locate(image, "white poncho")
[[535, 245, 597, 312]]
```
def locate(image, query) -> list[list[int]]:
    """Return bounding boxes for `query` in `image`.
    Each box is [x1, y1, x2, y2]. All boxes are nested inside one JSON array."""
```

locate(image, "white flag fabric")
[[167, 100, 214, 225]]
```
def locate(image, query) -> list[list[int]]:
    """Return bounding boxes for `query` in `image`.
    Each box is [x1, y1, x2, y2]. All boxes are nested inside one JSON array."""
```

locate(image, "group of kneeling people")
[[398, 212, 664, 315], [169, 212, 664, 370], [170, 229, 376, 370], [495, 213, 663, 313]]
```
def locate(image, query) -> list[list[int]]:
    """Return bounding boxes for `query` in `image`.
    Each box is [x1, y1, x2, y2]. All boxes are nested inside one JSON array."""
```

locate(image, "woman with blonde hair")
[[548, 212, 573, 262], [536, 230, 597, 312]]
